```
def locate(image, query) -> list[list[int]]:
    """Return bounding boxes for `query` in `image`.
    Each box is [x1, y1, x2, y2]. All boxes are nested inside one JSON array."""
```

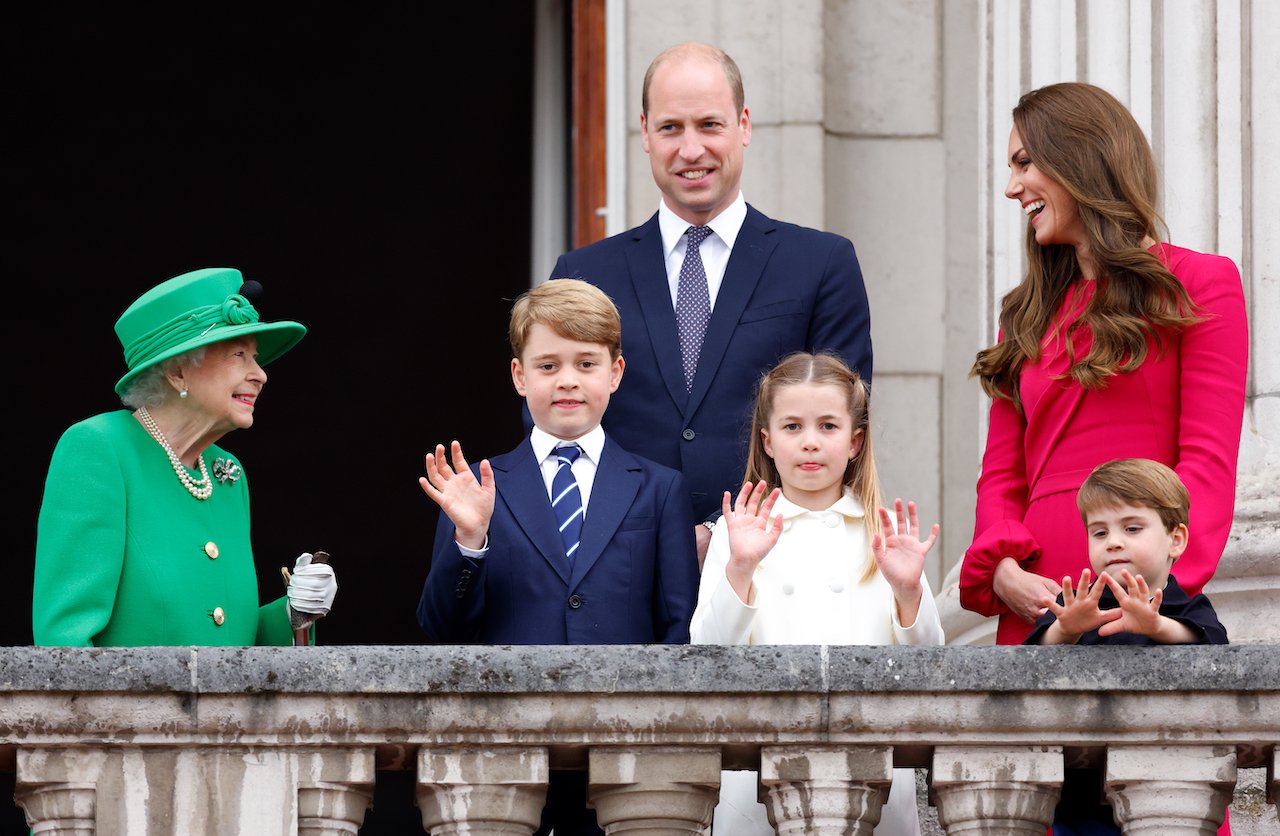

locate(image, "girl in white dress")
[[690, 351, 943, 835]]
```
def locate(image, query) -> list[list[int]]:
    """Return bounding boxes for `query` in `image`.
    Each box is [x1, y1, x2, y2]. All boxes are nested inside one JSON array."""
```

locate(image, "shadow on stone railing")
[[1, 644, 1276, 834]]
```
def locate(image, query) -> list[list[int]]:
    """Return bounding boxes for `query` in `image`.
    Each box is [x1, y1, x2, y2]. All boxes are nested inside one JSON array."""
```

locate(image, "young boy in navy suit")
[[1025, 458, 1227, 835], [417, 279, 698, 835]]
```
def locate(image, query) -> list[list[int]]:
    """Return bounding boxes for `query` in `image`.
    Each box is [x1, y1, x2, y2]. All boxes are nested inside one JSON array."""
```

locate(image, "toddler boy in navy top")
[[1025, 458, 1227, 834]]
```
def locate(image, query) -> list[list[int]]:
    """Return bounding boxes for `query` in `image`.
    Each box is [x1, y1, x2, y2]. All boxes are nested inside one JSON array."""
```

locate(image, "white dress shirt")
[[657, 192, 748, 311], [528, 424, 605, 511]]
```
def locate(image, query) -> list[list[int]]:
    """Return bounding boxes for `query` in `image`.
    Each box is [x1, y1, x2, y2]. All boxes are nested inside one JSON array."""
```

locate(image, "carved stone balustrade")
[[0, 644, 1275, 834]]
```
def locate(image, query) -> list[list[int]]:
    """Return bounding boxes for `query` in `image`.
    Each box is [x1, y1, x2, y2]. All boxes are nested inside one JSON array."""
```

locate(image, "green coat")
[[34, 410, 293, 646]]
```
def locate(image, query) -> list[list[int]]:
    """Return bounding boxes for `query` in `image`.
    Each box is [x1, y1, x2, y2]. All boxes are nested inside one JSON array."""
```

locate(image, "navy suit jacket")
[[550, 204, 872, 522], [417, 434, 698, 644]]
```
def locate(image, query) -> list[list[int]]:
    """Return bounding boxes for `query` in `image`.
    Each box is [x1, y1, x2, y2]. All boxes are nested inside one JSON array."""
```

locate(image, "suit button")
[[568, 594, 584, 609], [211, 607, 225, 626], [681, 428, 696, 441]]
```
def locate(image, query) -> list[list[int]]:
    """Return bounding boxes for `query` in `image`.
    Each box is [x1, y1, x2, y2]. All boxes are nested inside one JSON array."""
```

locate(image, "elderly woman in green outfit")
[[33, 267, 336, 646]]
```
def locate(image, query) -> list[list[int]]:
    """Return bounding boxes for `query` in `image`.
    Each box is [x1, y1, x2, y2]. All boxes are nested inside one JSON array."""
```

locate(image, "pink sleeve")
[[1170, 254, 1248, 595], [959, 385, 1042, 617]]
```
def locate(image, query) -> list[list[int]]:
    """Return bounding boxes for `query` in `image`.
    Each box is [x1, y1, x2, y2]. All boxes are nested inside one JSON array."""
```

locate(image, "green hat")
[[114, 267, 306, 396]]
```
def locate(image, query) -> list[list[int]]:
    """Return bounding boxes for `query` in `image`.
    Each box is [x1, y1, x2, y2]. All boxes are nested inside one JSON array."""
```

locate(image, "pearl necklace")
[[136, 406, 213, 500]]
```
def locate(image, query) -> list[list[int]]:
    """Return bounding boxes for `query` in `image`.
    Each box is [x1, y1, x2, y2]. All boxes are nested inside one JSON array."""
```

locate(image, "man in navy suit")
[[551, 42, 872, 567], [417, 279, 698, 836]]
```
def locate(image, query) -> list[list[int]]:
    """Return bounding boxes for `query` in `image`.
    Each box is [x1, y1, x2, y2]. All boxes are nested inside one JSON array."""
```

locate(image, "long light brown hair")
[[972, 82, 1199, 411], [745, 352, 883, 582]]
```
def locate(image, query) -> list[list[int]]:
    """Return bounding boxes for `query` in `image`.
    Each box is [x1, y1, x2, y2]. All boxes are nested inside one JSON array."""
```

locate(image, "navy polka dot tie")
[[551, 445, 584, 566], [676, 225, 713, 391]]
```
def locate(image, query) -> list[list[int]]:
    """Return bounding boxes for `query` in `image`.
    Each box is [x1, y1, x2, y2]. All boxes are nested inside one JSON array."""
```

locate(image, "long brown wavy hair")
[[745, 352, 883, 582], [971, 82, 1200, 411]]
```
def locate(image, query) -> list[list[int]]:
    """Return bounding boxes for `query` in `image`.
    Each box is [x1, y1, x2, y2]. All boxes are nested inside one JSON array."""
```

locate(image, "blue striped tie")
[[551, 445, 584, 565]]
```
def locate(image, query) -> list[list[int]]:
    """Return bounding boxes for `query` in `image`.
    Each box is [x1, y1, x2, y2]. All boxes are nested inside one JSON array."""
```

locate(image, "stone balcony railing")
[[0, 644, 1276, 835]]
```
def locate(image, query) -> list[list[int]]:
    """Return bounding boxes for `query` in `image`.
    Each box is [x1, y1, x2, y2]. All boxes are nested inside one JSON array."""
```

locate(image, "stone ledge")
[[1, 644, 1275, 694]]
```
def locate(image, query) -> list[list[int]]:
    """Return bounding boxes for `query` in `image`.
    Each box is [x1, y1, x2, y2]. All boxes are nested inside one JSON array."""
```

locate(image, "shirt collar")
[[530, 424, 606, 465], [770, 487, 866, 521], [657, 191, 747, 259]]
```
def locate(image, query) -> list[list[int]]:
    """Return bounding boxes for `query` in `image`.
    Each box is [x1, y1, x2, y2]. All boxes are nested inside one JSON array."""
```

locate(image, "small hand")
[[722, 481, 783, 598], [1098, 570, 1163, 637], [872, 499, 937, 596], [994, 558, 1064, 623], [872, 499, 937, 627], [419, 441, 495, 549], [1042, 569, 1119, 639]]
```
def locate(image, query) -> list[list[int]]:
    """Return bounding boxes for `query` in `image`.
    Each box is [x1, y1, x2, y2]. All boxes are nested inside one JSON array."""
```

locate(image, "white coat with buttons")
[[690, 489, 943, 646], [689, 488, 942, 836]]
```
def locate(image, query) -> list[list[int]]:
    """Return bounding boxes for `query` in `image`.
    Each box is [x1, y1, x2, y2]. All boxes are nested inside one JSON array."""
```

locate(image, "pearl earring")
[[180, 388, 189, 399]]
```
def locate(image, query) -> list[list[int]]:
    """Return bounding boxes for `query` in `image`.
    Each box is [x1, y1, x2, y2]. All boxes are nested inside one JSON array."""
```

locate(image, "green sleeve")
[[255, 596, 297, 646], [33, 423, 127, 647]]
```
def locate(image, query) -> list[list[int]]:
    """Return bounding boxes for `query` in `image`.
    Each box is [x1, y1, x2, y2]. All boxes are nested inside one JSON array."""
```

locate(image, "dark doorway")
[[5, 7, 553, 832], [5, 5, 543, 832], [6, 6, 538, 645]]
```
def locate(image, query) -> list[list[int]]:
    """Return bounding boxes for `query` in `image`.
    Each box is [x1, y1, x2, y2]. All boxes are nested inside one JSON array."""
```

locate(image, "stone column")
[[759, 745, 892, 835], [931, 746, 1062, 834], [1270, 747, 1278, 824], [14, 748, 106, 836], [293, 749, 375, 836], [1104, 746, 1235, 834], [588, 747, 720, 834], [416, 747, 549, 835]]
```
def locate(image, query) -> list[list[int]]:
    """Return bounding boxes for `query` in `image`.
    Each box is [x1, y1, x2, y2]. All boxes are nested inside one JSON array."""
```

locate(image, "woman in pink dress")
[[960, 82, 1248, 647], [960, 81, 1247, 834]]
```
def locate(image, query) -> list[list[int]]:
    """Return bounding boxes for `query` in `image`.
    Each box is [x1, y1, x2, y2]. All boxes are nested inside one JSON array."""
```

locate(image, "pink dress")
[[960, 243, 1248, 646]]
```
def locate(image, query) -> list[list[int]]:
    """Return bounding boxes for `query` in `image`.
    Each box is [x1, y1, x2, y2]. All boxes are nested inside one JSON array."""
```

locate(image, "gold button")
[[204, 541, 219, 559], [212, 607, 225, 626]]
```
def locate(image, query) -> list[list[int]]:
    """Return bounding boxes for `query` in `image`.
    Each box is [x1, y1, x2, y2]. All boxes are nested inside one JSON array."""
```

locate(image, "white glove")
[[286, 552, 337, 616]]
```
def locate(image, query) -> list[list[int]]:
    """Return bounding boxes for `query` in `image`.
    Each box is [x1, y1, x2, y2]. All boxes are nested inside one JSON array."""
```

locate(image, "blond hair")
[[1077, 458, 1190, 533], [745, 352, 883, 582], [509, 279, 622, 361]]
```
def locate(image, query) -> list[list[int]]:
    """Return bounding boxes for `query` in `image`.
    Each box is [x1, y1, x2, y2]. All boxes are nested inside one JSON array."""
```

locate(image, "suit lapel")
[[492, 441, 571, 584], [569, 438, 640, 589], [686, 205, 777, 417], [627, 215, 690, 411]]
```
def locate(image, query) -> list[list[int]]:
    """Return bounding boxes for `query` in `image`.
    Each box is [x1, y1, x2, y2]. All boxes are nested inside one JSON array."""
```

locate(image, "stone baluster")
[[587, 747, 720, 834], [759, 745, 892, 835], [930, 745, 1062, 834], [294, 749, 375, 836], [14, 748, 105, 836], [416, 747, 548, 835], [1104, 746, 1235, 834], [16, 784, 96, 836]]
